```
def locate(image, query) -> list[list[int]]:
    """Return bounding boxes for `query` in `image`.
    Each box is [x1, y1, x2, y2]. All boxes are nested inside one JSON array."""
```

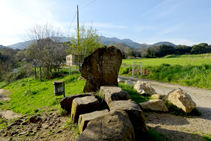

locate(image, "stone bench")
[[71, 96, 100, 123], [109, 100, 148, 141], [78, 109, 109, 133], [76, 110, 135, 141], [99, 86, 131, 106]]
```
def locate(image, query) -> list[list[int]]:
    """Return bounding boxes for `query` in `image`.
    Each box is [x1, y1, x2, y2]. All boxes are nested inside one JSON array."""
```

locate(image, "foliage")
[[203, 134, 211, 141], [66, 24, 101, 66], [3, 64, 34, 82], [147, 129, 163, 141], [139, 42, 211, 58]]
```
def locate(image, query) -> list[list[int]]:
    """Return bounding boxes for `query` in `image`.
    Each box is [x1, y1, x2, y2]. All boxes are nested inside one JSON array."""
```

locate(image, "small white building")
[[66, 54, 76, 66]]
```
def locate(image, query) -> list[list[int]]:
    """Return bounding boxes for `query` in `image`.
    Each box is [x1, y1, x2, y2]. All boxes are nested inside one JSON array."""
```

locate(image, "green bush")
[[119, 66, 132, 75], [3, 64, 34, 82]]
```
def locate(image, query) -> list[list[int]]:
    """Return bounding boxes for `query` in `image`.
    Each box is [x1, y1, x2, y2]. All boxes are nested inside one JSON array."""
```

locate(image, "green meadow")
[[122, 54, 211, 67]]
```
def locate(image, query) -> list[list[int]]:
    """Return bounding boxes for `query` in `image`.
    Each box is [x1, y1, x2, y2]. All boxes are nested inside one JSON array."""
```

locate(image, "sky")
[[1, 0, 211, 46]]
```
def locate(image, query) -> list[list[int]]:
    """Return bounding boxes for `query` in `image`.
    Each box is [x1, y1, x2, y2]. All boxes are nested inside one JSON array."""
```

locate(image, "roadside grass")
[[203, 133, 211, 141], [118, 83, 151, 103], [143, 64, 211, 89], [0, 73, 85, 115]]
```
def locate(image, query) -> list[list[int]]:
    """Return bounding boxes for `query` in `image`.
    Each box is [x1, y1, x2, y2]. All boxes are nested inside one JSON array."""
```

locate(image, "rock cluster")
[[60, 86, 149, 141]]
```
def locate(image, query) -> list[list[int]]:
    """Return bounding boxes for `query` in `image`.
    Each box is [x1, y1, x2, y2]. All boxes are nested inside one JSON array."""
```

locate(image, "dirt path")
[[0, 89, 21, 119], [120, 76, 211, 141]]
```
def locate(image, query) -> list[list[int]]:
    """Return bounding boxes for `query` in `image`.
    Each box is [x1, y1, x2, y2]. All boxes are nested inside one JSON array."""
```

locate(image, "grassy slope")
[[0, 74, 85, 115]]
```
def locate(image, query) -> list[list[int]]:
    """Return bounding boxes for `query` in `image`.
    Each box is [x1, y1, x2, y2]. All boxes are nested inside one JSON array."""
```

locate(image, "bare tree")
[[25, 23, 67, 78], [140, 43, 148, 57]]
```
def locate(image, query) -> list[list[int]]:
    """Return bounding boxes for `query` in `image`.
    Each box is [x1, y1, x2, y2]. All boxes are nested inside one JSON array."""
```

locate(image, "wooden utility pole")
[[77, 5, 79, 45]]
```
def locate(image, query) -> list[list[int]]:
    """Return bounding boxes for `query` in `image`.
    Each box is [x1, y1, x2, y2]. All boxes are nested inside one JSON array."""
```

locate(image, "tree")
[[140, 43, 148, 57], [66, 24, 101, 67], [124, 46, 132, 58], [25, 23, 67, 78]]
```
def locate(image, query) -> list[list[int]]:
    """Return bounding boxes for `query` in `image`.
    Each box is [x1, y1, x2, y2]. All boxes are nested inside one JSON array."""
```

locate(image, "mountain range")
[[6, 36, 177, 49]]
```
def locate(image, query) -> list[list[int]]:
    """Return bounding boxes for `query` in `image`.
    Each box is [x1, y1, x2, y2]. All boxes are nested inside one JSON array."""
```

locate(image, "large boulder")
[[134, 81, 156, 95], [109, 100, 148, 141], [78, 109, 109, 133], [164, 88, 196, 113], [140, 99, 168, 112], [76, 110, 135, 141], [71, 96, 100, 123], [81, 46, 122, 92], [60, 93, 94, 113], [99, 86, 131, 106]]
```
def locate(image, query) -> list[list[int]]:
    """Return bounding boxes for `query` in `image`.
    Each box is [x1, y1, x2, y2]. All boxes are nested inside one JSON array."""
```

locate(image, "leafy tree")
[[175, 45, 191, 55], [66, 24, 101, 67]]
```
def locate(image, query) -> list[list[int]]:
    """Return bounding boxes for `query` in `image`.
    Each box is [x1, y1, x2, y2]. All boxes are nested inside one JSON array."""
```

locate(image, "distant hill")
[[6, 36, 177, 49], [0, 45, 4, 49], [7, 40, 34, 49], [100, 36, 141, 48], [151, 41, 177, 47]]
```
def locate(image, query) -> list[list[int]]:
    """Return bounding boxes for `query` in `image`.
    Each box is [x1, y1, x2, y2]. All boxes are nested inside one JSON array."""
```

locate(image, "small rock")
[[29, 116, 42, 123], [117, 78, 125, 83], [19, 132, 26, 135], [125, 80, 134, 86], [140, 99, 169, 112], [78, 76, 85, 80], [134, 81, 156, 95], [3, 132, 8, 137], [57, 130, 62, 133], [7, 123, 16, 129], [21, 121, 28, 125]]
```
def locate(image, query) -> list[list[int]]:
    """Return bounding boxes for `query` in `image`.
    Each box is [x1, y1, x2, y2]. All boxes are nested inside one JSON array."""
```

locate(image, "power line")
[[67, 11, 77, 32], [80, 0, 96, 10], [67, 0, 96, 33]]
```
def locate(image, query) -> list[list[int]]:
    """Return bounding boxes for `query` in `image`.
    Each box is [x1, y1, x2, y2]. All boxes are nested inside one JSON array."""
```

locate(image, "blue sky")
[[1, 0, 211, 46]]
